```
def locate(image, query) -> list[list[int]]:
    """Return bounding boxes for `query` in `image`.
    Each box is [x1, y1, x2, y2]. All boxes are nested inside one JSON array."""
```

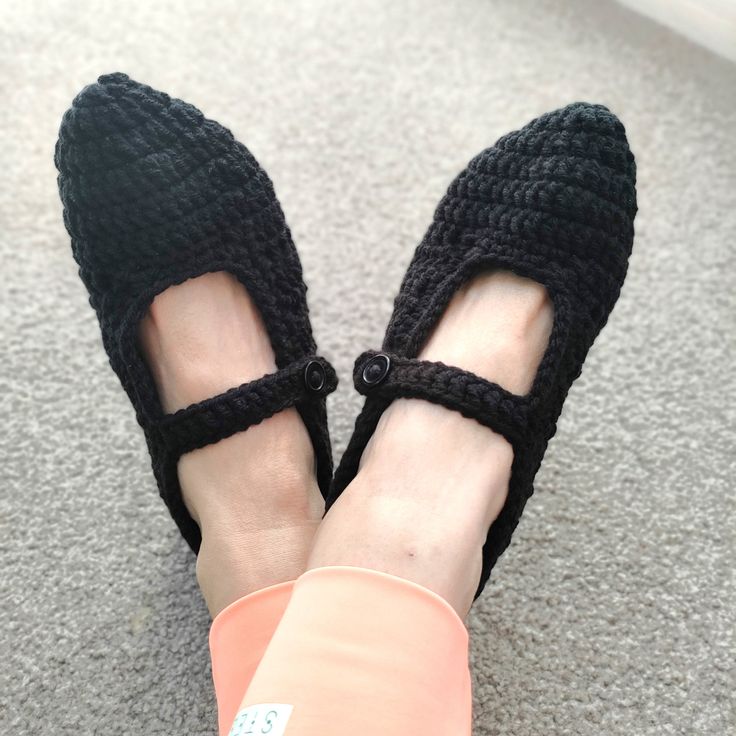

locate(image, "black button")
[[304, 360, 326, 392], [362, 353, 391, 387]]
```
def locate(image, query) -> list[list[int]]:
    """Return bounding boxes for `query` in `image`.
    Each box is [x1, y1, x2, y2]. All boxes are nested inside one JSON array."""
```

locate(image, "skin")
[[138, 270, 553, 619]]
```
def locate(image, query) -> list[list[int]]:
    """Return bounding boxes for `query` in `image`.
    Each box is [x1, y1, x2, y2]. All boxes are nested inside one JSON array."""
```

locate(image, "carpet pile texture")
[[2, 1, 733, 733]]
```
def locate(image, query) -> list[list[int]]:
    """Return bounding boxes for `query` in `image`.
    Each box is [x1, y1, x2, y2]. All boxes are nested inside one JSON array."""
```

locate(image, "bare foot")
[[139, 271, 323, 616], [308, 270, 553, 617]]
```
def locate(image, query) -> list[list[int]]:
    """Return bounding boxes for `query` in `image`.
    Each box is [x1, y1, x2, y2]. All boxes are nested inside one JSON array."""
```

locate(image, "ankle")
[[310, 480, 489, 617], [197, 518, 319, 616], [194, 459, 323, 535], [175, 412, 323, 618], [178, 410, 323, 529], [310, 402, 512, 617], [187, 422, 322, 617]]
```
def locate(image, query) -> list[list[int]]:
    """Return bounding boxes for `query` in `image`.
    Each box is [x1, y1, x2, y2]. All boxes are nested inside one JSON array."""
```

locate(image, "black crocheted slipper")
[[55, 73, 337, 552], [327, 103, 637, 599]]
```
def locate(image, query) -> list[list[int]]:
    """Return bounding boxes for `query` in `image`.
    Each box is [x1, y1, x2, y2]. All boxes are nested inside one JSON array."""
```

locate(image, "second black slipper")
[[327, 103, 637, 599]]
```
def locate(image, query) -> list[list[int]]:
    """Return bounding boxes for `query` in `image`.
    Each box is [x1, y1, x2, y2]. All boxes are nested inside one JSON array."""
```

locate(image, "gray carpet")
[[2, 1, 734, 733]]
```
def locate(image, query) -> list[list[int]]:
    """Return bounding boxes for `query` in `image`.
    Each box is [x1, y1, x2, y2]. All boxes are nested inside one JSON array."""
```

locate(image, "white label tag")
[[228, 703, 294, 736]]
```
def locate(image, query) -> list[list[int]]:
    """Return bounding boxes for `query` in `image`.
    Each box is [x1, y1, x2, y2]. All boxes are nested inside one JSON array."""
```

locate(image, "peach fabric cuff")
[[234, 566, 472, 736], [209, 580, 294, 736]]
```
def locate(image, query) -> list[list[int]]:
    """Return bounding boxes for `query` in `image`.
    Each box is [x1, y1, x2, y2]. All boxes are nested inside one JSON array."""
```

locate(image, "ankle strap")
[[156, 356, 337, 458], [353, 350, 531, 449]]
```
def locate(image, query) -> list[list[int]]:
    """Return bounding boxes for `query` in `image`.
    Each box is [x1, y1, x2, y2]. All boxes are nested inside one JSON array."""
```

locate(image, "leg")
[[139, 271, 321, 733], [234, 271, 552, 735]]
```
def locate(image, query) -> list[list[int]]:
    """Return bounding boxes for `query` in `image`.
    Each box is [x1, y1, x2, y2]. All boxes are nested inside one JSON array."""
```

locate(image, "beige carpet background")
[[1, 1, 734, 734]]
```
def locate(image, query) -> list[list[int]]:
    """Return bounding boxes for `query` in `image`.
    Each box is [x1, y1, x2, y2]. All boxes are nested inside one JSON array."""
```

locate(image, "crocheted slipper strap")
[[353, 350, 531, 449], [157, 356, 337, 458]]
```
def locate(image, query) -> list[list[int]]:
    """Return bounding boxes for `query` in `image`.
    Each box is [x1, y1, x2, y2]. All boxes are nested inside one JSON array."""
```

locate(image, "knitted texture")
[[55, 73, 337, 552], [327, 102, 637, 598]]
